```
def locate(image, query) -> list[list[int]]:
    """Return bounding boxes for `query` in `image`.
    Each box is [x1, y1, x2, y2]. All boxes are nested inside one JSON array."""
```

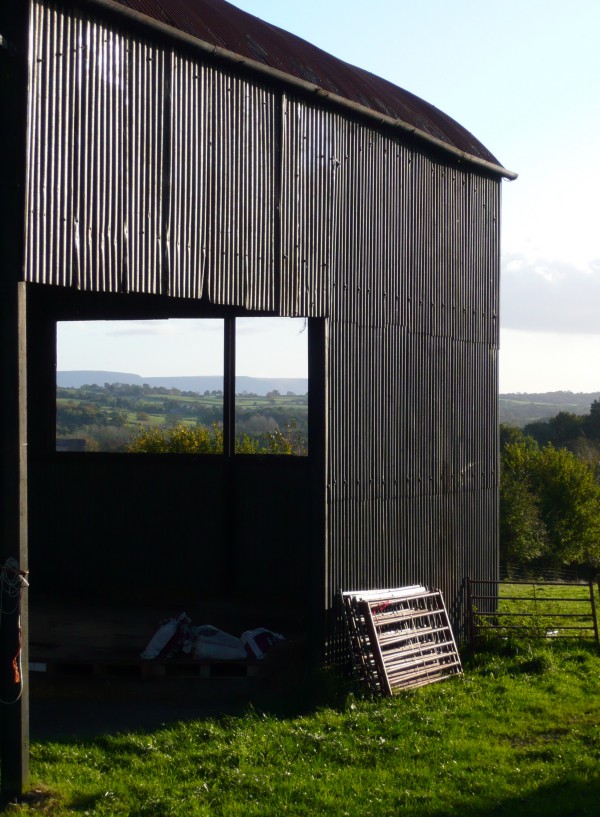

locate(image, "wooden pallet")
[[342, 586, 462, 695]]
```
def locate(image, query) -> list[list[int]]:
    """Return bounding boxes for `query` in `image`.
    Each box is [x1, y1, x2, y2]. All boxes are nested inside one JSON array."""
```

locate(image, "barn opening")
[[55, 316, 309, 455], [28, 287, 322, 687]]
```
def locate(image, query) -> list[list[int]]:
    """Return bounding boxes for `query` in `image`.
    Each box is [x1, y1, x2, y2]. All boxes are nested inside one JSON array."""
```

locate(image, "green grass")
[[473, 581, 600, 641], [56, 389, 309, 451], [10, 642, 600, 816]]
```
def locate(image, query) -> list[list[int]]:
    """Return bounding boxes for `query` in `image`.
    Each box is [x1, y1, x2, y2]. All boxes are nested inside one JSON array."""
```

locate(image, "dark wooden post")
[[307, 318, 327, 665], [223, 317, 236, 459], [0, 2, 30, 802]]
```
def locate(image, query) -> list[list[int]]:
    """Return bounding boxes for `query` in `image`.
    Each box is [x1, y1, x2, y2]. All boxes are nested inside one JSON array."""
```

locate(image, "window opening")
[[55, 316, 309, 455], [234, 317, 308, 455], [56, 319, 224, 452]]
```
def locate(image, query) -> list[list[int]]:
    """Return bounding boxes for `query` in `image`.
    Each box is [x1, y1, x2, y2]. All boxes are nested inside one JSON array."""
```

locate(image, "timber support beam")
[[0, 2, 30, 802]]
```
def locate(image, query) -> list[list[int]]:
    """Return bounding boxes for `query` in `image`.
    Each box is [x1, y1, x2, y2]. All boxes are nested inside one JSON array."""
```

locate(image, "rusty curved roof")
[[111, 0, 506, 170]]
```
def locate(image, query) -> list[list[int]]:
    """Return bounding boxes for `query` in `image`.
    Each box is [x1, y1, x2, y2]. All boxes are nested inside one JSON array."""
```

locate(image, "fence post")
[[590, 579, 599, 647], [466, 577, 475, 645]]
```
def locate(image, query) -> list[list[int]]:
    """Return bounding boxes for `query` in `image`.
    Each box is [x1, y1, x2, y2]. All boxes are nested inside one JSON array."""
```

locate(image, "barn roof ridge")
[[79, 0, 517, 179]]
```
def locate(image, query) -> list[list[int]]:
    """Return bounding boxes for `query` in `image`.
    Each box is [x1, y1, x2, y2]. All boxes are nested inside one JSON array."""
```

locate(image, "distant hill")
[[57, 371, 309, 396], [55, 375, 598, 423], [499, 391, 600, 427]]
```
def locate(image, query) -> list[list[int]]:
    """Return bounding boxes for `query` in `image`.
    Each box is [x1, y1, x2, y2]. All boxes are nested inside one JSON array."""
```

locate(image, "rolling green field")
[[56, 384, 308, 453], [11, 641, 600, 816]]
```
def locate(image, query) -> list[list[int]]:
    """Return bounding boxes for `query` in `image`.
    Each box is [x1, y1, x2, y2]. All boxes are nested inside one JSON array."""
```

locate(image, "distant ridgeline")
[[499, 392, 600, 428], [57, 371, 309, 396]]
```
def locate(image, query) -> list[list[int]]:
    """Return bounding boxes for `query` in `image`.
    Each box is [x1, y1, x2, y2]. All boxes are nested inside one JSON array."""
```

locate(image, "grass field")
[[470, 580, 599, 643], [10, 641, 600, 816], [56, 388, 308, 452]]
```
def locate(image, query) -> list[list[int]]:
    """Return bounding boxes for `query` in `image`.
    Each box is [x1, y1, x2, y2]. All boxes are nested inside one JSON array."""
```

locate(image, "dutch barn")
[[0, 0, 515, 794]]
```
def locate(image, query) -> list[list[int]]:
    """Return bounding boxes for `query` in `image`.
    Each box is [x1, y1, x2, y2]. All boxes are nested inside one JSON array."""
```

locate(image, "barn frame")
[[0, 0, 515, 797]]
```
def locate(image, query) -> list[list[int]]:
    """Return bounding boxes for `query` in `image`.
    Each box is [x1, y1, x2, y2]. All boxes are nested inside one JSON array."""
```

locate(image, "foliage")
[[127, 424, 224, 454], [127, 422, 307, 456], [500, 441, 600, 568], [500, 444, 548, 563], [499, 390, 600, 428], [519, 400, 600, 455], [14, 644, 600, 816], [56, 401, 127, 434], [499, 422, 528, 449], [57, 382, 309, 453], [583, 399, 600, 439]]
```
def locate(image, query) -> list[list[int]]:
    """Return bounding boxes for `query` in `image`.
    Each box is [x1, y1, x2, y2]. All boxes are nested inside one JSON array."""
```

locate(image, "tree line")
[[56, 382, 308, 453], [500, 399, 600, 572]]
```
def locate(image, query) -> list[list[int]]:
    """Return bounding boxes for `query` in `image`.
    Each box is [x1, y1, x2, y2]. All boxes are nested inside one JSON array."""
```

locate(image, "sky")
[[58, 317, 309, 379], [59, 0, 600, 392]]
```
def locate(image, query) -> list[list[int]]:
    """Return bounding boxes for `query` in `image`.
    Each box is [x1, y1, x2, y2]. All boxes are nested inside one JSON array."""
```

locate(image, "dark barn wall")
[[280, 101, 501, 631], [25, 287, 315, 619], [25, 1, 501, 639], [28, 452, 311, 615], [328, 140, 501, 629]]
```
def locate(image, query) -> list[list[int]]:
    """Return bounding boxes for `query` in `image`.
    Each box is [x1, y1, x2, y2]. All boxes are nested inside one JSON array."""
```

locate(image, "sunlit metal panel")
[[206, 71, 277, 309]]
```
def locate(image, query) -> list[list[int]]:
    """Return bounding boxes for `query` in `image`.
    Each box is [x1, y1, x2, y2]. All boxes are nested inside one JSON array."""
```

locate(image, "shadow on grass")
[[29, 656, 353, 743], [436, 776, 600, 817]]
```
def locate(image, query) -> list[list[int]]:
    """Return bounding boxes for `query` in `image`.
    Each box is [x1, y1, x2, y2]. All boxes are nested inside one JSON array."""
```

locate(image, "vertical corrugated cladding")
[[318, 111, 500, 635], [163, 54, 277, 304], [279, 97, 344, 317], [26, 2, 278, 308], [206, 70, 277, 309], [168, 52, 210, 299], [127, 35, 166, 294], [26, 1, 165, 293]]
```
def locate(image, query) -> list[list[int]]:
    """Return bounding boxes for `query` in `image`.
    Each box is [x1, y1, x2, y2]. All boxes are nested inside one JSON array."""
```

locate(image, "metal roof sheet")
[[110, 0, 504, 169]]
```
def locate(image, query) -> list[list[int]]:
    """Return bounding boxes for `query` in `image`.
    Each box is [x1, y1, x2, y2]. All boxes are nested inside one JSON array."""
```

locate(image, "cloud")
[[102, 319, 224, 338], [501, 255, 600, 334]]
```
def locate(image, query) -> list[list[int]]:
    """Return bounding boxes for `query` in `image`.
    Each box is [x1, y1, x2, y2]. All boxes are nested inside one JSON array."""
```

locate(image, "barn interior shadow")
[[29, 654, 348, 742]]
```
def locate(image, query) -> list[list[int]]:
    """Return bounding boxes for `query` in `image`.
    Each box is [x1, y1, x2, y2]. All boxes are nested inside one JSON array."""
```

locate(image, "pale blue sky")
[[58, 318, 309, 378], [59, 0, 600, 392]]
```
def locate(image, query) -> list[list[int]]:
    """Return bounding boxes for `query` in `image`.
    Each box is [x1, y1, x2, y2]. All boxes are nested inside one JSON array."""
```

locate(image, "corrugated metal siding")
[[318, 107, 501, 632], [206, 71, 276, 309], [126, 37, 166, 294], [279, 100, 345, 316], [325, 120, 500, 343], [279, 104, 501, 623], [168, 53, 210, 299], [26, 2, 278, 306], [26, 1, 501, 639], [327, 325, 499, 606], [26, 2, 166, 293]]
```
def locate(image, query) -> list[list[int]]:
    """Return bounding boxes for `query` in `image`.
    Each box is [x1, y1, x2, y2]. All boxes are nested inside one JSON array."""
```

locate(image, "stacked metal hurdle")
[[341, 586, 462, 695]]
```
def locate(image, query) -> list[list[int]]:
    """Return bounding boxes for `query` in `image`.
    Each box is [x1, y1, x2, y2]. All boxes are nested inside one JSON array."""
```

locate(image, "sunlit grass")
[[493, 581, 599, 640], [10, 642, 600, 816]]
